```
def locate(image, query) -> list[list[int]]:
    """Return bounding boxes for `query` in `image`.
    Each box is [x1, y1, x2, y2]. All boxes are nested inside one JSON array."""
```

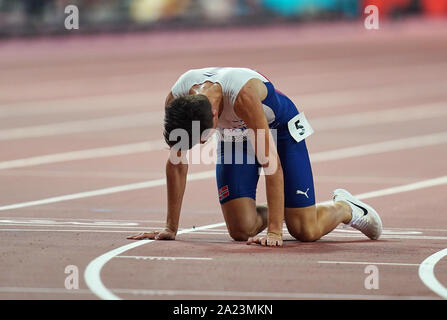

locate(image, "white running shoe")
[[333, 189, 383, 240]]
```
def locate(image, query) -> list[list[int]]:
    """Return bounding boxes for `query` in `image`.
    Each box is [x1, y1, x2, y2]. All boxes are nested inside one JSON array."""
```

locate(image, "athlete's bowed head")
[[164, 94, 216, 150]]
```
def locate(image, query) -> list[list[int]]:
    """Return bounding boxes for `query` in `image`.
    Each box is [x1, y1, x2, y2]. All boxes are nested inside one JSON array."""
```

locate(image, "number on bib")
[[287, 112, 314, 143]]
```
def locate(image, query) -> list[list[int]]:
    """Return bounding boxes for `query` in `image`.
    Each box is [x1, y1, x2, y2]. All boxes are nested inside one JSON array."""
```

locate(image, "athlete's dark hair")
[[164, 94, 213, 150]]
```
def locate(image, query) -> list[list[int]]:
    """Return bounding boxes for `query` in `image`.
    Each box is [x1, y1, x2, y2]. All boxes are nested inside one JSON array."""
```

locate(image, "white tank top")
[[171, 67, 268, 131]]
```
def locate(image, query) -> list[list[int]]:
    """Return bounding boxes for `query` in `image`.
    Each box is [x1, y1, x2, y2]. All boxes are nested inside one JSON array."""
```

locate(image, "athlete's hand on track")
[[247, 232, 283, 247], [126, 229, 176, 241]]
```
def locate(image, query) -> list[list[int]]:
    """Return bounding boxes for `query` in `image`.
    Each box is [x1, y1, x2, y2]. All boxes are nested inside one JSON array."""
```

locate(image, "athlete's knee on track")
[[226, 219, 253, 241], [223, 201, 265, 241], [291, 228, 320, 242], [228, 227, 251, 241], [227, 220, 261, 241], [285, 209, 321, 242], [286, 222, 320, 242]]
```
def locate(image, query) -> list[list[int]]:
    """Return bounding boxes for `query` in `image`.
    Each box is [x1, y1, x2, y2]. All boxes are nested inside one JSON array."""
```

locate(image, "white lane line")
[[316, 175, 420, 185], [0, 167, 446, 215], [311, 103, 447, 131], [3, 100, 445, 141], [84, 222, 226, 300], [0, 287, 93, 295], [173, 231, 228, 235], [187, 231, 447, 241], [332, 228, 422, 235], [0, 169, 161, 180], [310, 131, 447, 162], [353, 175, 447, 201], [2, 130, 447, 172], [322, 234, 447, 241], [0, 140, 166, 170], [0, 91, 163, 118], [1, 106, 446, 169], [1, 228, 446, 240], [3, 53, 442, 116], [1, 132, 447, 211], [0, 228, 152, 233], [0, 224, 156, 229], [387, 228, 447, 233], [116, 256, 213, 261], [1, 69, 436, 119], [0, 216, 165, 223], [85, 175, 447, 300], [0, 219, 138, 226], [291, 80, 447, 110], [111, 288, 438, 300], [0, 142, 154, 170], [0, 170, 214, 212], [0, 111, 163, 141], [260, 175, 447, 211], [319, 261, 419, 266], [418, 248, 447, 299], [0, 178, 167, 211]]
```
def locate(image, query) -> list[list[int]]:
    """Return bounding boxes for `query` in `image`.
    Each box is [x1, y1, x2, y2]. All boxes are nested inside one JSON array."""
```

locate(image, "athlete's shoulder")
[[176, 68, 201, 80], [171, 69, 203, 97], [236, 78, 268, 102], [218, 67, 264, 77], [173, 68, 213, 87], [180, 67, 216, 77]]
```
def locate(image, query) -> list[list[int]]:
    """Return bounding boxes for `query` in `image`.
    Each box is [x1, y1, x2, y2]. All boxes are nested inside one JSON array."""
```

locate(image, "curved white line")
[[84, 222, 226, 300], [418, 248, 447, 299]]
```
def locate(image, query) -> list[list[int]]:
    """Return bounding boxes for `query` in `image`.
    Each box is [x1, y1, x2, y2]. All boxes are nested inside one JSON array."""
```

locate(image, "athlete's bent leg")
[[284, 203, 352, 242], [221, 197, 268, 241], [216, 138, 265, 241]]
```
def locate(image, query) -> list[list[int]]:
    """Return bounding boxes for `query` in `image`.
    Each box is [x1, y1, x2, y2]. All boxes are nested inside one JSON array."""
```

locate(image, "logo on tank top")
[[203, 71, 217, 77]]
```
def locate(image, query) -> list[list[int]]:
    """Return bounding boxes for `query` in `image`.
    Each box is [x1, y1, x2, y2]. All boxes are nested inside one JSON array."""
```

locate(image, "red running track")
[[0, 19, 446, 300]]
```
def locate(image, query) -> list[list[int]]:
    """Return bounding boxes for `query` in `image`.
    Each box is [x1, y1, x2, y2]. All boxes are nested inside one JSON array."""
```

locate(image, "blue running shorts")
[[216, 82, 315, 208]]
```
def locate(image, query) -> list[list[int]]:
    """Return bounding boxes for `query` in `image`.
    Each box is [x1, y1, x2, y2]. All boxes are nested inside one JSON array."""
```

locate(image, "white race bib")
[[287, 112, 314, 143]]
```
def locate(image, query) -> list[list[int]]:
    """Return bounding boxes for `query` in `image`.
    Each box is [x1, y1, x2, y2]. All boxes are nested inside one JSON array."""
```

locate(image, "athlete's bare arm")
[[127, 92, 185, 241], [234, 79, 285, 246]]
